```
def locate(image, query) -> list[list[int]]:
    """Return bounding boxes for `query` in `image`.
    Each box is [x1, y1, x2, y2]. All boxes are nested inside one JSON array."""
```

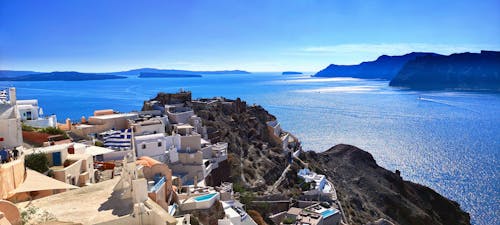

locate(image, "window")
[[142, 144, 146, 149], [158, 142, 162, 147]]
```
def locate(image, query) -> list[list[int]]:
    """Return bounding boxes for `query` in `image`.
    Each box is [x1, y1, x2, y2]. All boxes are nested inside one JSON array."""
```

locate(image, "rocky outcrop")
[[191, 98, 287, 190], [143, 95, 288, 190], [389, 51, 500, 90], [314, 52, 438, 79], [301, 144, 471, 225]]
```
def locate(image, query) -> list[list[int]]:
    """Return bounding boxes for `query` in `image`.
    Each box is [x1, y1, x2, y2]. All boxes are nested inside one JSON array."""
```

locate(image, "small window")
[[158, 142, 162, 147], [142, 144, 146, 149]]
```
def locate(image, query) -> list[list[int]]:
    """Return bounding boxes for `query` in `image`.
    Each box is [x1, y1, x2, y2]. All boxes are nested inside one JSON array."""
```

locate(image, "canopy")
[[9, 169, 78, 194], [77, 145, 114, 156]]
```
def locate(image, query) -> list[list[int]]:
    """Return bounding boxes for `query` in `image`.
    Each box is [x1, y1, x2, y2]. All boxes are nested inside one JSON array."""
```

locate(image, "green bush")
[[39, 127, 65, 135], [94, 141, 104, 147], [283, 217, 296, 224], [300, 182, 311, 191], [21, 123, 35, 131], [25, 152, 49, 173]]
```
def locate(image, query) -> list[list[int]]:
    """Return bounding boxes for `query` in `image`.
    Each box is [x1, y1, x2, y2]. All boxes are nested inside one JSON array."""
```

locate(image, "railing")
[[150, 176, 166, 193]]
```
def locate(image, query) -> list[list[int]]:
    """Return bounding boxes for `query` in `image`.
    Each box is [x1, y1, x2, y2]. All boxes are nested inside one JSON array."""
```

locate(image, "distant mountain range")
[[314, 52, 438, 80], [390, 51, 500, 90], [0, 68, 250, 81], [0, 71, 126, 81]]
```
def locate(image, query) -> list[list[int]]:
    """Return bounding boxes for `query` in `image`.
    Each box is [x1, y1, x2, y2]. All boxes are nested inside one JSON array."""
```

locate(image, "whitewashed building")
[[0, 88, 22, 149], [17, 99, 57, 128]]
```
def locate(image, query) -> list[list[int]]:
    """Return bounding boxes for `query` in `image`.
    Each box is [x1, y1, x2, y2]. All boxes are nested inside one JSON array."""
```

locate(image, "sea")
[[1, 73, 498, 224]]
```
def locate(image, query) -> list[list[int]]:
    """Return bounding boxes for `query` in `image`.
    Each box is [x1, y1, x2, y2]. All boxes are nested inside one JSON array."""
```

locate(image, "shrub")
[[22, 123, 35, 131], [282, 217, 296, 224], [25, 152, 49, 173], [39, 127, 65, 135], [94, 141, 104, 147]]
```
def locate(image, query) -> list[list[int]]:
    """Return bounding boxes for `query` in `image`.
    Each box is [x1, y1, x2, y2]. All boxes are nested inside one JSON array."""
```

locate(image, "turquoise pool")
[[193, 193, 217, 202], [321, 209, 338, 218]]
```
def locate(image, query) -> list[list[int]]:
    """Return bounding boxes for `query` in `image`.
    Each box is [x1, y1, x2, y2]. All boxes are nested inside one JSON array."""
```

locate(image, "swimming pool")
[[321, 209, 338, 218], [193, 193, 217, 202]]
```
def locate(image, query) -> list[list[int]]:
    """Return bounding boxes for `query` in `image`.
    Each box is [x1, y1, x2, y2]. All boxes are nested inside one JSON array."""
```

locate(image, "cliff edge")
[[301, 144, 471, 225]]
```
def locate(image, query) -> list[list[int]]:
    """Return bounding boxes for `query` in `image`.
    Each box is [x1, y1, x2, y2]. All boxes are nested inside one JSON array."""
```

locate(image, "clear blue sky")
[[1, 0, 499, 72]]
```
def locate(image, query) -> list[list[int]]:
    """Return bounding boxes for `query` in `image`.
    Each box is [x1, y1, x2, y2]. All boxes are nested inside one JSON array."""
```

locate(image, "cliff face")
[[143, 93, 288, 190], [302, 144, 471, 225], [389, 51, 500, 90], [314, 52, 437, 79], [191, 99, 288, 190]]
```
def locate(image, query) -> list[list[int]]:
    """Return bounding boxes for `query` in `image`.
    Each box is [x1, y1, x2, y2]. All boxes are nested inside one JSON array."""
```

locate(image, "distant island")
[[282, 71, 303, 75], [390, 51, 500, 90], [314, 52, 438, 79], [110, 68, 251, 76], [0, 70, 41, 78], [139, 72, 202, 78], [0, 71, 126, 81], [0, 68, 251, 81]]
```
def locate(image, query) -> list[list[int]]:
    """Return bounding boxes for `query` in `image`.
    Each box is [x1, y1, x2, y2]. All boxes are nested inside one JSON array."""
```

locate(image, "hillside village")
[[0, 87, 345, 225]]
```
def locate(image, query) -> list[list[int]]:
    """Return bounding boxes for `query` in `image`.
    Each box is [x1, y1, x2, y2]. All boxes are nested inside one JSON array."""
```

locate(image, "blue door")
[[52, 152, 61, 166]]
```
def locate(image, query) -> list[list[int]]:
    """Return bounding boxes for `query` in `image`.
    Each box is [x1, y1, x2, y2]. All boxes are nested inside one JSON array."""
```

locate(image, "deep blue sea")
[[1, 73, 498, 224]]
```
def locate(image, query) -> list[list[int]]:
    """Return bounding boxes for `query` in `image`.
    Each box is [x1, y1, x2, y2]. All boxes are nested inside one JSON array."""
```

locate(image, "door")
[[52, 152, 62, 166]]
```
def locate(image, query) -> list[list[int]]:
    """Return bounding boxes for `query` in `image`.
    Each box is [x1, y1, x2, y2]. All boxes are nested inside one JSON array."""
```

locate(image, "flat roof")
[[90, 113, 136, 120], [16, 178, 131, 225], [175, 124, 194, 129], [134, 133, 165, 141]]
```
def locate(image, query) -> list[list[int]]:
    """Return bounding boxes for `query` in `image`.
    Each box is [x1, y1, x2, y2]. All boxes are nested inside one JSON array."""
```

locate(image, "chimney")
[[9, 87, 16, 105], [66, 118, 71, 130], [81, 116, 86, 123]]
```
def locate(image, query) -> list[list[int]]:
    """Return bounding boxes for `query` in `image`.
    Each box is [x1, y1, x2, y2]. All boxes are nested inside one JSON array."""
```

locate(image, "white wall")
[[0, 118, 22, 149]]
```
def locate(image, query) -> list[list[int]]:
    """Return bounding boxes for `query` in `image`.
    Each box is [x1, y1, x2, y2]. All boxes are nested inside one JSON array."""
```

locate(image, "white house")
[[17, 99, 57, 128], [0, 88, 22, 149], [134, 133, 169, 162], [298, 168, 327, 192]]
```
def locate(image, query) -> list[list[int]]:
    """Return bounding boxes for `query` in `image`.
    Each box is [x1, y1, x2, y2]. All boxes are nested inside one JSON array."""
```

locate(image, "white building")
[[298, 168, 327, 192], [17, 99, 57, 128], [0, 88, 22, 149]]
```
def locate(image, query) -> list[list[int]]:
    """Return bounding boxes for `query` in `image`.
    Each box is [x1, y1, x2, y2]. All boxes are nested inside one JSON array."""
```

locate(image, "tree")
[[25, 152, 49, 173]]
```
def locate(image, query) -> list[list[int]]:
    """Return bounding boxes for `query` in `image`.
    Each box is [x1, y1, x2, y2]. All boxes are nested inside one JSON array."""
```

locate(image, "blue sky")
[[1, 0, 499, 72]]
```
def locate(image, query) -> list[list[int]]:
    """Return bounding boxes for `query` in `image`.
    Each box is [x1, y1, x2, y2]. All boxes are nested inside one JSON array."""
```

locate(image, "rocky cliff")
[[144, 93, 288, 191], [389, 51, 500, 90], [143, 93, 471, 224], [314, 52, 437, 79], [301, 144, 471, 225]]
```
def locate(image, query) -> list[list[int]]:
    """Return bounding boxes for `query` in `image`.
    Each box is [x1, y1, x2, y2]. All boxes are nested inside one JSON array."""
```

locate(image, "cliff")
[[143, 94, 287, 190], [301, 144, 471, 225], [142, 93, 470, 224], [314, 52, 438, 79], [0, 71, 126, 81], [389, 51, 500, 90]]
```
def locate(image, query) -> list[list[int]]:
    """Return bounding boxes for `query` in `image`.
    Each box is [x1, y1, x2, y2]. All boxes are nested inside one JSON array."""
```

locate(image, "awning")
[[77, 145, 115, 156], [9, 169, 78, 194]]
